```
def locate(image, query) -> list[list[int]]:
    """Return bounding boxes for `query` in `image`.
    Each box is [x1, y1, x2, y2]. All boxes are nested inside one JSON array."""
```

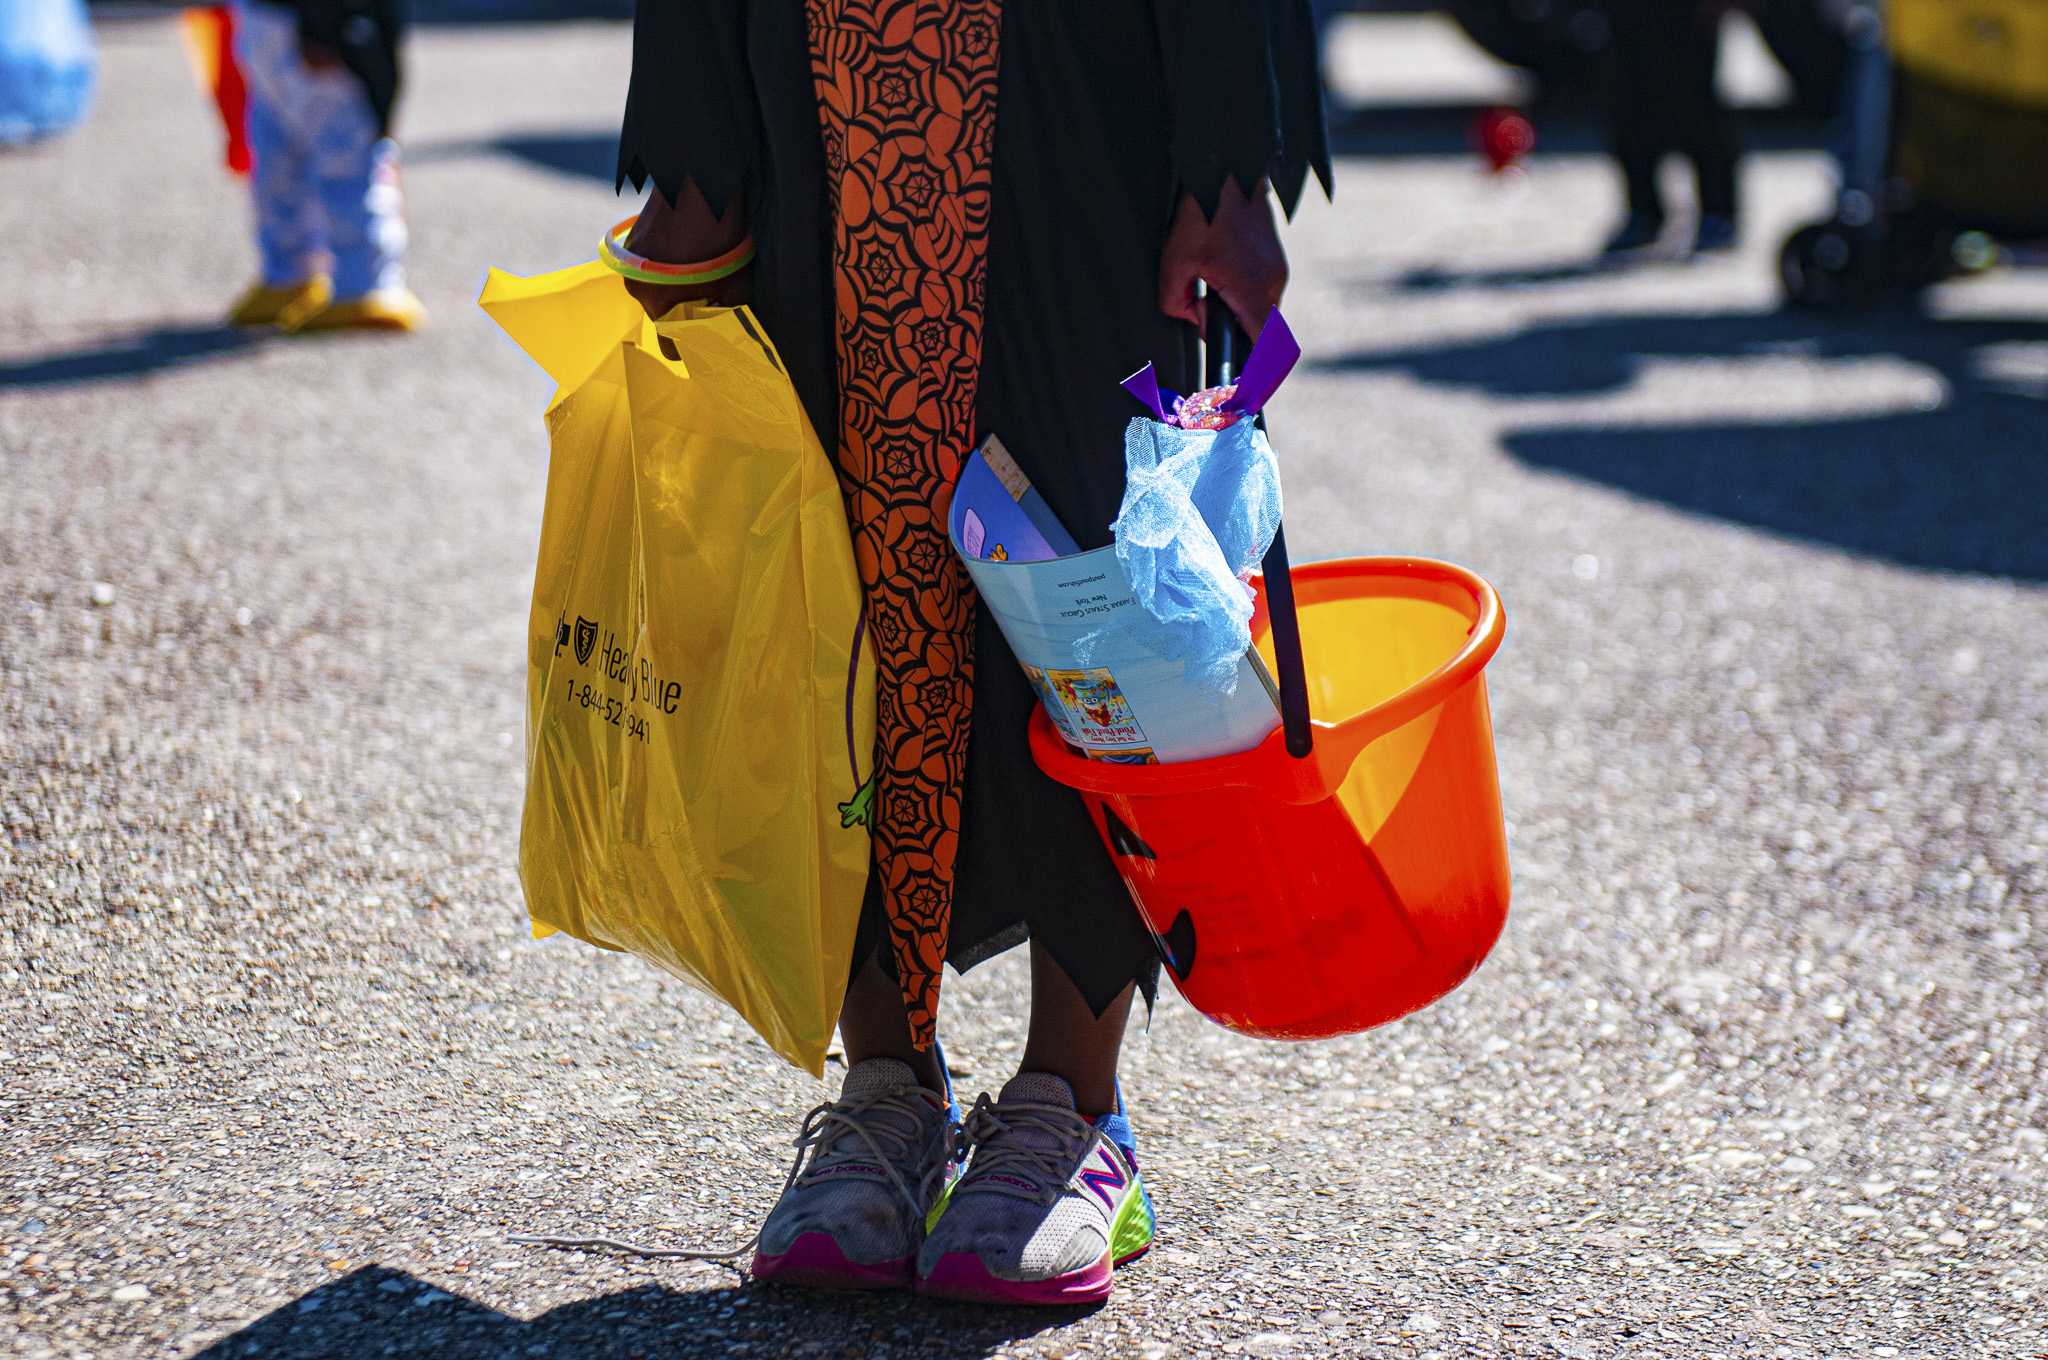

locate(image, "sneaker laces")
[[953, 1093, 1095, 1208], [511, 1087, 951, 1262]]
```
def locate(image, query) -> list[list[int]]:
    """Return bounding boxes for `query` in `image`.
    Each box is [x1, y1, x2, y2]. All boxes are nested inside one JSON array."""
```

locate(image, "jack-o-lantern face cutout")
[[1158, 910, 1197, 982], [1099, 808, 1194, 979], [1101, 806, 1155, 861]]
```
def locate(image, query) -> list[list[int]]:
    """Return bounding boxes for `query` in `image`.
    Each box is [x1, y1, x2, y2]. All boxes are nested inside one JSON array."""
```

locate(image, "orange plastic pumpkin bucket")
[[1028, 556, 1509, 1040]]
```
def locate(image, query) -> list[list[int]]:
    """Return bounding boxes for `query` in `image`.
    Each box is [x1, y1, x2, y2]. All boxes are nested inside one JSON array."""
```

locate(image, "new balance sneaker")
[[752, 1056, 958, 1290], [917, 1073, 1156, 1306]]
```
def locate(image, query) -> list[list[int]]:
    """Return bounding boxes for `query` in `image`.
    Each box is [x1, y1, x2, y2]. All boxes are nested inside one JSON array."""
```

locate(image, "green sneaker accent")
[[924, 1174, 957, 1235], [1108, 1169, 1155, 1264]]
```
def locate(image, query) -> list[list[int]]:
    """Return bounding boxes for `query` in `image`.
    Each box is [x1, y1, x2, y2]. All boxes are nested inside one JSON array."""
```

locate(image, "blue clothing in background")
[[0, 0, 97, 145]]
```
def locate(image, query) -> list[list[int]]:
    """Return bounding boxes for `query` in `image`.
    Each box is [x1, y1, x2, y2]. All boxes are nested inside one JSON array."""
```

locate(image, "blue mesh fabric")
[[1110, 416, 1283, 693]]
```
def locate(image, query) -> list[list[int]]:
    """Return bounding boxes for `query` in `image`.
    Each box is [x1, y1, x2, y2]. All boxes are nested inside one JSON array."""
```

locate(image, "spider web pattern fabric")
[[805, 0, 1002, 1048]]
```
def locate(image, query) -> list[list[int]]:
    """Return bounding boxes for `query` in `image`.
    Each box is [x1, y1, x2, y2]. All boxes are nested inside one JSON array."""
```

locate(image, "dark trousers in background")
[[1603, 2, 1742, 224]]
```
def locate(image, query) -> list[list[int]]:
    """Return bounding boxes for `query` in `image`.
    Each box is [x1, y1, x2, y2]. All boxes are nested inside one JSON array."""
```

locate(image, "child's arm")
[[614, 0, 757, 319], [1157, 179, 1288, 341], [1149, 0, 1330, 337], [621, 180, 752, 319]]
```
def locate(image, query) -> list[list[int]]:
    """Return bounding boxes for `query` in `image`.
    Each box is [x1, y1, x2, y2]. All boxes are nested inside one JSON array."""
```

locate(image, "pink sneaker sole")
[[752, 1233, 912, 1291], [917, 1249, 1113, 1306]]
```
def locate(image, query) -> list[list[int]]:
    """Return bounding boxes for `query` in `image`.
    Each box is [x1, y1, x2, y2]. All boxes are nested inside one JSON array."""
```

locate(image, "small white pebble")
[[89, 581, 116, 607], [111, 1285, 149, 1303], [1571, 553, 1599, 581]]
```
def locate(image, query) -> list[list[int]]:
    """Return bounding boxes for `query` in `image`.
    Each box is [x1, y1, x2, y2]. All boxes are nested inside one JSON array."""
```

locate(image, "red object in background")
[[1475, 106, 1536, 174], [179, 5, 252, 176]]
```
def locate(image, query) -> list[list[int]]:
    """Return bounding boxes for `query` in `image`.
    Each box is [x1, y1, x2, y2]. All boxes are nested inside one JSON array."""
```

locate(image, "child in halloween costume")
[[613, 0, 1328, 1306], [225, 0, 423, 331]]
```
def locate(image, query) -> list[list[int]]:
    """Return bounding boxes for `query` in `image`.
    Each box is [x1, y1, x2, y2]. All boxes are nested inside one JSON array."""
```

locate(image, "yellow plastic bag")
[[480, 261, 875, 1075]]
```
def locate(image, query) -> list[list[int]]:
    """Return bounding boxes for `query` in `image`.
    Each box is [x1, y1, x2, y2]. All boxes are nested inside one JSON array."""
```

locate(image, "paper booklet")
[[950, 435, 1280, 764]]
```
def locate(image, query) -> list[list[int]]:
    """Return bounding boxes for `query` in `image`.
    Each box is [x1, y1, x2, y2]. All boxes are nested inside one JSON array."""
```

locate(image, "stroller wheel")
[[1780, 223, 1873, 310]]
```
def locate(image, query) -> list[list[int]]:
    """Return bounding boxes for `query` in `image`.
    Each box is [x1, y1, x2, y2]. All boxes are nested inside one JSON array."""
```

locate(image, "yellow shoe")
[[227, 277, 332, 327], [283, 288, 428, 334]]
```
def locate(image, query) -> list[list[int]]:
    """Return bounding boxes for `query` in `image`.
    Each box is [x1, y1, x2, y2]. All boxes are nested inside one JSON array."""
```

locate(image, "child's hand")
[[1158, 180, 1288, 340], [622, 183, 753, 318]]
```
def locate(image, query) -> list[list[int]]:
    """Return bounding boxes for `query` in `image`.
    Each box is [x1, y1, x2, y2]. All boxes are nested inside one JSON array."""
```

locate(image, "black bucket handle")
[[1205, 306, 1313, 759]]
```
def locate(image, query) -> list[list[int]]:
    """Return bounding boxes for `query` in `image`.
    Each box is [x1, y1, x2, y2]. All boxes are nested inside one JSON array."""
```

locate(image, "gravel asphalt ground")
[[4, 14, 2045, 1360]]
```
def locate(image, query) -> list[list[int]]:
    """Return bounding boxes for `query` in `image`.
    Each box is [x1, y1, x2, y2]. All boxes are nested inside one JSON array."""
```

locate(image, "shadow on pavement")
[[1390, 257, 1624, 293], [406, 130, 614, 183], [0, 324, 266, 390], [488, 131, 611, 182], [1314, 308, 2048, 580], [192, 1264, 1085, 1359]]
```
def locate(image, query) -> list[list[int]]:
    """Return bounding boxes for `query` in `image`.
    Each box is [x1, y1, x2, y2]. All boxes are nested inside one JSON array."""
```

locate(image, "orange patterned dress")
[[803, 0, 1003, 1046]]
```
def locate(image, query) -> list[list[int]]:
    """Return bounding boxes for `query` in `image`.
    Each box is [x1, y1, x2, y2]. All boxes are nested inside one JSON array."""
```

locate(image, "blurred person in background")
[[1599, 0, 1745, 257], [225, 0, 423, 331], [0, 0, 98, 144]]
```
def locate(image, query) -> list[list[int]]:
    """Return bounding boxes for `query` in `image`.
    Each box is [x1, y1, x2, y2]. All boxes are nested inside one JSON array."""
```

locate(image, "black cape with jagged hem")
[[617, 0, 1331, 1017]]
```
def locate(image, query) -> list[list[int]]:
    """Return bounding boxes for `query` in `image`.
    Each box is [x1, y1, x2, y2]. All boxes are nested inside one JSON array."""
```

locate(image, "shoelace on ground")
[[511, 1087, 950, 1262], [952, 1094, 1095, 1207]]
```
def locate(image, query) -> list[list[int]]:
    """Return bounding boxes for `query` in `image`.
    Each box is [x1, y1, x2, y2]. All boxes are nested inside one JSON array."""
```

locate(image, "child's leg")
[[839, 946, 946, 1094], [839, 932, 1136, 1113], [235, 6, 403, 304], [1677, 9, 1740, 225], [1602, 7, 1673, 229], [752, 943, 958, 1290], [234, 4, 323, 286], [288, 70, 422, 327], [916, 941, 1150, 1304], [247, 99, 324, 285], [316, 127, 409, 300], [1019, 940, 1134, 1118]]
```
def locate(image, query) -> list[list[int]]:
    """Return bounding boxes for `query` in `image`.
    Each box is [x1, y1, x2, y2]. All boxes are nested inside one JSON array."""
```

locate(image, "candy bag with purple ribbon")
[[1112, 309, 1300, 693]]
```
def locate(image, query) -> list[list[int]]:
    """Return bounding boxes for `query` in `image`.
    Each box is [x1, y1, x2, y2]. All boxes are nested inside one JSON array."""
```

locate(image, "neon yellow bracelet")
[[598, 216, 756, 286]]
